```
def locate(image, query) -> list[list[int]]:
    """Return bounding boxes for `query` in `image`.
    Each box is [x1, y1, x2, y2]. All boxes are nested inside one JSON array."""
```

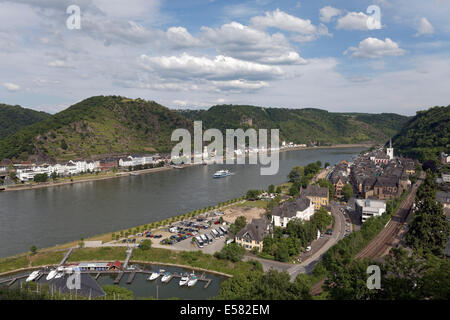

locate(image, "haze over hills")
[[0, 104, 51, 139], [392, 105, 450, 162], [0, 96, 416, 162]]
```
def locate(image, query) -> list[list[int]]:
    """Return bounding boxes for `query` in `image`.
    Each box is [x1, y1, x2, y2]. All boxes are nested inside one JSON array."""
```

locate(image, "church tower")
[[387, 139, 394, 160]]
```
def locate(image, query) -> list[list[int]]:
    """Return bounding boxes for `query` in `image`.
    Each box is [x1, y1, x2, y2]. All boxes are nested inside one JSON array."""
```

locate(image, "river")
[[0, 147, 366, 258]]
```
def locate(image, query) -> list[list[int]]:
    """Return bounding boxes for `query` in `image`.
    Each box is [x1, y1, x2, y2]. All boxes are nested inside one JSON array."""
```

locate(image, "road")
[[286, 201, 347, 281]]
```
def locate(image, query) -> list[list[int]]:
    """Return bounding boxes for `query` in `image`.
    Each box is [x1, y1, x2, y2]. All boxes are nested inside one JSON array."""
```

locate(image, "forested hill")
[[0, 97, 412, 162], [0, 96, 192, 162], [179, 105, 410, 146], [392, 105, 450, 162], [0, 103, 50, 139]]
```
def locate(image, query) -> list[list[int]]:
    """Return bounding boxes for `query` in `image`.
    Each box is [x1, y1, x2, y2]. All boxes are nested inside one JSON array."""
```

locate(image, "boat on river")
[[213, 170, 232, 178]]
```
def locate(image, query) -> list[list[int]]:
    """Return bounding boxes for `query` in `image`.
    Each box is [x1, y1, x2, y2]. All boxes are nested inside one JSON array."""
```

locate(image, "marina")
[[0, 263, 223, 300]]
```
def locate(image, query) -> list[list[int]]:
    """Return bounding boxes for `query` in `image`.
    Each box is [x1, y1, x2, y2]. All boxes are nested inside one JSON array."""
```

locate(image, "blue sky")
[[0, 0, 449, 115]]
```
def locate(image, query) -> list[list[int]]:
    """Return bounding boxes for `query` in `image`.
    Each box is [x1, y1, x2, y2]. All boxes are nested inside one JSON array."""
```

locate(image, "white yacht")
[[187, 273, 198, 287], [54, 272, 64, 279], [148, 269, 164, 281], [179, 273, 189, 286], [46, 269, 57, 281], [161, 271, 172, 283], [213, 170, 232, 178], [26, 270, 41, 282]]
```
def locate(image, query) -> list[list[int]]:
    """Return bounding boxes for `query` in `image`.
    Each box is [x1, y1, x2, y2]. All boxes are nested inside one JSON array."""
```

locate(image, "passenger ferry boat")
[[213, 170, 232, 178]]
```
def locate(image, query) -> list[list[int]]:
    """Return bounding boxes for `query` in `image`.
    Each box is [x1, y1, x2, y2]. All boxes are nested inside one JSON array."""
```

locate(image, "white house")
[[119, 156, 134, 167], [355, 199, 386, 223], [17, 169, 36, 182], [119, 155, 154, 167], [442, 173, 450, 183], [272, 196, 315, 228]]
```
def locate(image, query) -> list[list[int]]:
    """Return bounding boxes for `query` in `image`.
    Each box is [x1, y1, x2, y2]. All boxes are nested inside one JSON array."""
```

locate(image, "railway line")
[[310, 172, 425, 296]]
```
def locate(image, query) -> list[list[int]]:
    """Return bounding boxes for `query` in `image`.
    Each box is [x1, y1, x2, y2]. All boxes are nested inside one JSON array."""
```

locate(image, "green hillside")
[[0, 103, 50, 139], [0, 98, 412, 162], [180, 105, 410, 145], [0, 96, 192, 162], [392, 105, 450, 162]]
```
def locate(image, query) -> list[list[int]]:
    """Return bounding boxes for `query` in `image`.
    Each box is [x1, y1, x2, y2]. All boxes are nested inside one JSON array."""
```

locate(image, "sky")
[[0, 0, 449, 115]]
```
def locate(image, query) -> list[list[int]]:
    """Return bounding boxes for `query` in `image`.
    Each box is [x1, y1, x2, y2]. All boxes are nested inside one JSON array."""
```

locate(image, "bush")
[[214, 243, 246, 262]]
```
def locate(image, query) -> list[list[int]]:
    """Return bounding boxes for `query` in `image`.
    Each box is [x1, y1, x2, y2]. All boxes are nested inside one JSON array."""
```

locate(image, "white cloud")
[[336, 12, 371, 30], [3, 82, 20, 91], [415, 17, 435, 37], [344, 38, 406, 59], [166, 27, 201, 49], [212, 80, 269, 92], [48, 60, 67, 68], [139, 53, 284, 81], [201, 22, 306, 65], [320, 6, 341, 23], [251, 9, 317, 34]]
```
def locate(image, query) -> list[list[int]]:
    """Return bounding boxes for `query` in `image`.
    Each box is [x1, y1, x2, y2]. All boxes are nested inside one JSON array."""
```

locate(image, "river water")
[[0, 147, 365, 258]]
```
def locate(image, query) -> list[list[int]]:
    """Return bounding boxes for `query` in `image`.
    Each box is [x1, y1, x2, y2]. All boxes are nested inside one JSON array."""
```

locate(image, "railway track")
[[310, 172, 425, 295]]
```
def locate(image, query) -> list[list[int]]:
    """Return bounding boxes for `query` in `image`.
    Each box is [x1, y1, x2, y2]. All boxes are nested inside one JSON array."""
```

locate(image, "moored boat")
[[187, 274, 198, 287], [46, 269, 57, 281], [161, 271, 172, 283], [26, 270, 41, 282], [179, 273, 189, 286]]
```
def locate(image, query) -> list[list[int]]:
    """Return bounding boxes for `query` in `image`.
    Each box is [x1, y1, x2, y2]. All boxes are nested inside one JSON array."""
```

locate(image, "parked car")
[[306, 246, 312, 252]]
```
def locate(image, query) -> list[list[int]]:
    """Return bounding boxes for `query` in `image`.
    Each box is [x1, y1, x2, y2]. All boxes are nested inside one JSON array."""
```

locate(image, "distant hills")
[[392, 105, 450, 162], [0, 104, 50, 139], [0, 96, 414, 162], [180, 105, 409, 145]]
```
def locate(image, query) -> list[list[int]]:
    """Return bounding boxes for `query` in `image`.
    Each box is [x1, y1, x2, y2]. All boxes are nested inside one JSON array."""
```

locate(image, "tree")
[[139, 239, 152, 250], [268, 184, 275, 194], [275, 186, 282, 194], [50, 171, 58, 181], [324, 162, 330, 168], [342, 184, 353, 202], [60, 139, 68, 150], [214, 243, 246, 262], [288, 167, 302, 183], [406, 197, 450, 256], [29, 245, 37, 254], [246, 189, 261, 200], [34, 173, 48, 183], [230, 216, 247, 235]]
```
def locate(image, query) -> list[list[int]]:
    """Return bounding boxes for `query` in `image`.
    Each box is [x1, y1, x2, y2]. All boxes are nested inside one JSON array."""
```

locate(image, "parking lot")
[[156, 212, 230, 254]]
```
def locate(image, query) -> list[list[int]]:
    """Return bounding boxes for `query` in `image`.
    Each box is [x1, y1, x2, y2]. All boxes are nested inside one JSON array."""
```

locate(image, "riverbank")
[[1, 143, 372, 193], [1, 165, 175, 192]]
